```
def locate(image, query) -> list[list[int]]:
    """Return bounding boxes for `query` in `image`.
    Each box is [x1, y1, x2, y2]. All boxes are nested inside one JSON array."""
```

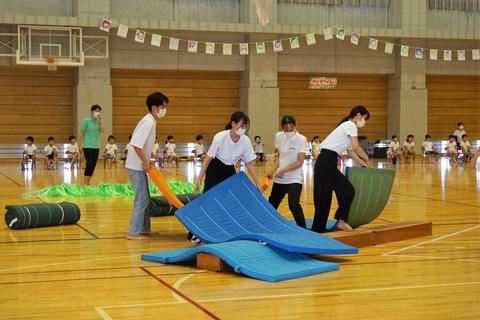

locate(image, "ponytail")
[[338, 105, 370, 126]]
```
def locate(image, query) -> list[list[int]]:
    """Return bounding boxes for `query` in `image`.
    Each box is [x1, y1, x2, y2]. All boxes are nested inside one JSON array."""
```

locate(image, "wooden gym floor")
[[0, 159, 479, 320]]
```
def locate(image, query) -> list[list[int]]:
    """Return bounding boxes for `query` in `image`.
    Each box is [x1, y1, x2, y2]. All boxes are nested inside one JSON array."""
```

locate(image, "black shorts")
[[46, 154, 55, 160], [27, 154, 34, 159]]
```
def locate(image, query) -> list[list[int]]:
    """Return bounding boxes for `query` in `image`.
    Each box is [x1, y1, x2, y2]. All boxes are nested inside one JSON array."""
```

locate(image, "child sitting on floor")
[[22, 136, 37, 170], [421, 134, 437, 163], [387, 135, 402, 164], [44, 137, 58, 170], [460, 134, 473, 163], [403, 134, 416, 164], [193, 135, 207, 161], [104, 135, 119, 167], [446, 135, 458, 164], [165, 135, 178, 167], [253, 136, 266, 164], [66, 135, 79, 169]]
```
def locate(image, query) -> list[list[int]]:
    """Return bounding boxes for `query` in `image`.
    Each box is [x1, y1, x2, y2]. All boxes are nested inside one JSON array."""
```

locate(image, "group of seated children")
[[149, 135, 180, 168], [387, 134, 416, 164], [386, 133, 478, 165]]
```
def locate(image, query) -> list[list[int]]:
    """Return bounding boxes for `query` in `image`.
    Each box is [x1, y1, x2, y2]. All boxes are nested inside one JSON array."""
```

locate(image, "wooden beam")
[[367, 221, 433, 244], [196, 252, 232, 272], [327, 229, 374, 248]]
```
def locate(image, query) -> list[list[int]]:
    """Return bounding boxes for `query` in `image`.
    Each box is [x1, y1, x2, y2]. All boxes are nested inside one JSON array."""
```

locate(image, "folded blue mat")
[[141, 240, 339, 282], [175, 172, 358, 255]]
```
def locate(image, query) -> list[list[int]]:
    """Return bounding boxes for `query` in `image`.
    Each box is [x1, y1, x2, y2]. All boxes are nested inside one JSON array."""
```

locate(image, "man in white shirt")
[[267, 116, 308, 228], [126, 92, 169, 240]]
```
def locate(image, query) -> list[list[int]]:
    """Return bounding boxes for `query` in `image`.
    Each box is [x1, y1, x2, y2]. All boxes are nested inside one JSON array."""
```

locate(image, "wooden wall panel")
[[0, 66, 74, 144], [111, 69, 240, 143], [427, 75, 480, 140], [278, 73, 388, 141]]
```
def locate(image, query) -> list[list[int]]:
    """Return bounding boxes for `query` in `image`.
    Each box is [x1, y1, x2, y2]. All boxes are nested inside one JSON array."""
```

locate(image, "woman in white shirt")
[[192, 111, 262, 242], [312, 105, 371, 233], [267, 116, 308, 228]]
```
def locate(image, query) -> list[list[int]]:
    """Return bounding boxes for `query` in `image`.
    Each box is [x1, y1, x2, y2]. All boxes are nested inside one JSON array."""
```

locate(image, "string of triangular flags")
[[99, 17, 480, 61]]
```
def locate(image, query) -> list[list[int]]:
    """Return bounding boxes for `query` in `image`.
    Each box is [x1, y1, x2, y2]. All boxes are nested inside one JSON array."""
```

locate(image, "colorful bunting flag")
[[415, 47, 423, 59], [134, 30, 146, 43], [239, 43, 249, 55], [117, 24, 129, 38], [256, 42, 266, 54], [169, 38, 179, 51], [150, 34, 162, 47], [99, 18, 111, 32], [205, 42, 215, 55], [350, 32, 360, 46], [457, 50, 466, 61], [289, 37, 300, 49], [223, 43, 232, 55], [472, 49, 480, 60], [384, 42, 394, 54], [187, 40, 198, 53], [444, 50, 452, 61], [429, 49, 438, 60], [273, 40, 283, 52], [336, 28, 346, 40], [323, 28, 333, 40], [305, 33, 316, 46], [368, 38, 378, 51], [401, 45, 409, 57]]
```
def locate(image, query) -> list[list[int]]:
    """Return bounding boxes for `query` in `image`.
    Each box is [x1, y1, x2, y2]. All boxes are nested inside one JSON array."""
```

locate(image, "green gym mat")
[[5, 202, 81, 230], [24, 181, 200, 198], [346, 167, 396, 228], [149, 194, 197, 217]]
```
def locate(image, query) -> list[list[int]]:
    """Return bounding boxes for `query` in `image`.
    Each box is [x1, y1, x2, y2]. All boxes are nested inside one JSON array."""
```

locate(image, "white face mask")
[[285, 131, 296, 138], [156, 108, 167, 118], [236, 128, 246, 136], [459, 125, 464, 130], [356, 117, 366, 128]]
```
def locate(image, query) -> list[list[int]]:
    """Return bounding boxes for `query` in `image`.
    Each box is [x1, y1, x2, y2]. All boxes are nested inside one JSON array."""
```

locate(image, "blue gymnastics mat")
[[141, 240, 339, 282], [175, 172, 358, 255]]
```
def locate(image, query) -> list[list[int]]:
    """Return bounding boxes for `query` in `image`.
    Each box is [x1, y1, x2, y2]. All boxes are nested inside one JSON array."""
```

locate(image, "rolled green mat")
[[346, 167, 396, 228], [5, 202, 81, 230], [149, 194, 197, 217]]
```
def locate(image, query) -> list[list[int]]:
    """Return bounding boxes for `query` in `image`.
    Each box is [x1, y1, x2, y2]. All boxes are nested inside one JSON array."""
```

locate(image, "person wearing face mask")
[[312, 105, 371, 233], [190, 111, 262, 243], [78, 105, 105, 185], [453, 122, 466, 147], [126, 92, 169, 240], [267, 116, 308, 228]]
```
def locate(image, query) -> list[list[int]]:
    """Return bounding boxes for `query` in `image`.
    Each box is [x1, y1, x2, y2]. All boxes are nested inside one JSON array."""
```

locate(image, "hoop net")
[[255, 0, 272, 26], [44, 55, 59, 71]]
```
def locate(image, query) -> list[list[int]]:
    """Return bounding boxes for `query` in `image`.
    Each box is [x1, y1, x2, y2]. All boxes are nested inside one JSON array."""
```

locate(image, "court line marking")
[[94, 280, 480, 318], [172, 273, 198, 303], [140, 267, 221, 319], [391, 254, 479, 263], [382, 224, 480, 256]]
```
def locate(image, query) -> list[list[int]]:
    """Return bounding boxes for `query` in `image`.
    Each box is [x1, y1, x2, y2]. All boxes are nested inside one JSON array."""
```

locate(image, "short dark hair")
[[225, 111, 250, 130], [407, 134, 414, 139], [167, 135, 174, 140], [48, 136, 55, 141], [312, 136, 319, 141], [462, 134, 467, 138], [281, 115, 296, 127], [392, 135, 398, 140], [196, 135, 204, 141], [448, 134, 454, 139], [458, 122, 464, 126], [91, 104, 102, 112], [26, 136, 34, 142], [69, 135, 76, 140], [254, 136, 261, 140], [146, 92, 169, 111], [108, 135, 115, 141], [425, 134, 431, 139]]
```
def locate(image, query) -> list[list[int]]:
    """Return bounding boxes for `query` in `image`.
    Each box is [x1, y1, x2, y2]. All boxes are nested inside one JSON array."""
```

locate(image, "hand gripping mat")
[[141, 240, 339, 282], [346, 167, 396, 228], [175, 172, 358, 255]]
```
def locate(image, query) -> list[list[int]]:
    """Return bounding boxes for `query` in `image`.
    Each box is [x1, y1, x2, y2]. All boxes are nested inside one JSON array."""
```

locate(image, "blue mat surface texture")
[[142, 240, 339, 282], [175, 172, 358, 255]]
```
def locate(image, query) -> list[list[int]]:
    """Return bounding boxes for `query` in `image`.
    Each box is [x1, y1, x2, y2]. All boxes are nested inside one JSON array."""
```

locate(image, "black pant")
[[83, 148, 99, 177], [312, 149, 355, 233], [268, 182, 305, 228], [188, 157, 236, 240]]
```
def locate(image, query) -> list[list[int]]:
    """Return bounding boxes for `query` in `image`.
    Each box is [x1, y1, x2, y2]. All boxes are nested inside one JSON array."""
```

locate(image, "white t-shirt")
[[404, 141, 415, 150], [320, 121, 358, 154], [44, 145, 58, 156], [105, 143, 118, 155], [24, 144, 37, 155], [274, 131, 308, 185], [389, 141, 400, 152], [151, 143, 159, 156], [165, 142, 176, 156], [207, 130, 256, 166], [195, 143, 204, 155], [126, 113, 156, 171], [421, 141, 434, 152], [66, 143, 78, 154], [446, 141, 457, 151], [254, 142, 264, 153], [460, 140, 471, 150], [311, 141, 320, 153], [454, 129, 466, 142]]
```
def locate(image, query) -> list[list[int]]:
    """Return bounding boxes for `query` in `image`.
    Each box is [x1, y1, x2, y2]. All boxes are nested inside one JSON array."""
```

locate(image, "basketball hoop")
[[44, 55, 59, 71]]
